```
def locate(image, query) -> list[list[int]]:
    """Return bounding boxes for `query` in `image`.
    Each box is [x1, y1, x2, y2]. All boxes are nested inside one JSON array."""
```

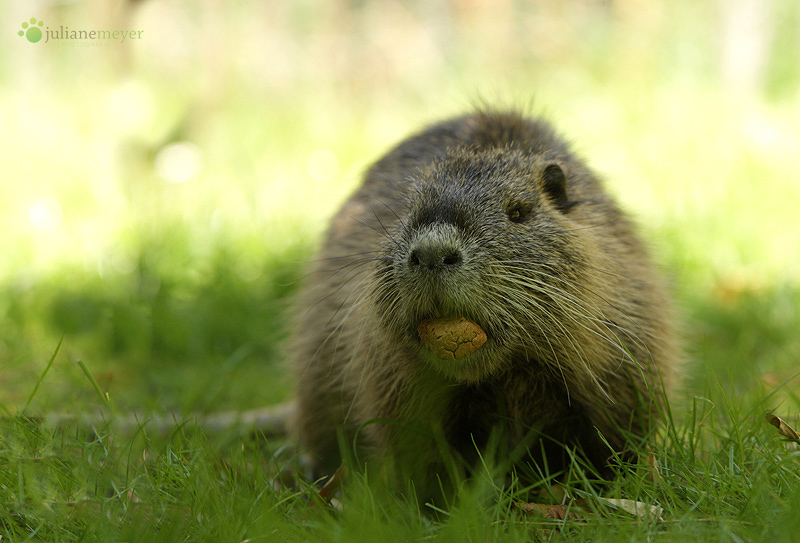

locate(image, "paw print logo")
[[19, 17, 44, 43]]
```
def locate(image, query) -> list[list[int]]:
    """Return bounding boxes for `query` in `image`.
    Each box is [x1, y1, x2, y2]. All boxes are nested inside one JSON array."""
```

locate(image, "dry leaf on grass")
[[514, 497, 663, 523], [644, 446, 661, 482], [597, 498, 664, 522], [318, 464, 348, 501], [307, 464, 347, 511], [765, 410, 800, 441]]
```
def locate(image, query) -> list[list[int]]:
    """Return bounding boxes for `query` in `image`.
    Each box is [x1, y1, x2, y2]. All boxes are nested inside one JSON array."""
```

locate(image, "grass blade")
[[76, 359, 110, 407], [24, 336, 63, 413]]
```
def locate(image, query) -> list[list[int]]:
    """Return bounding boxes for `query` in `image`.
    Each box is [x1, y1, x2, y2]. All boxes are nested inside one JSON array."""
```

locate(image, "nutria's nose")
[[408, 241, 463, 271]]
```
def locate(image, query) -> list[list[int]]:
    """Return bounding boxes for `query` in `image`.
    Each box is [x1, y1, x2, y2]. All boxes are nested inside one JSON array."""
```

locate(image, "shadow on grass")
[[3, 220, 798, 419], [0, 225, 313, 412], [681, 282, 800, 408]]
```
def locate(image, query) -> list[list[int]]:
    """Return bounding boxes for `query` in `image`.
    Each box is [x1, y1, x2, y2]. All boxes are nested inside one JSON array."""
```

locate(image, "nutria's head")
[[372, 145, 602, 383]]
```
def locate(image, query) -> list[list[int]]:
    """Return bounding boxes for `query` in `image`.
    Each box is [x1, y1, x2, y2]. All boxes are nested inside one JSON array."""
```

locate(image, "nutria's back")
[[290, 110, 676, 495]]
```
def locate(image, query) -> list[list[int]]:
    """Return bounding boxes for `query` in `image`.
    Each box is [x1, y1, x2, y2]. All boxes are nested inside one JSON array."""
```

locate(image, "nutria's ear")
[[542, 163, 577, 213]]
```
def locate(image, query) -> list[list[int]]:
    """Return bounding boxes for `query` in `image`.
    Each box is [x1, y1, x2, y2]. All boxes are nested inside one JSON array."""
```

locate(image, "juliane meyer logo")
[[18, 17, 43, 43], [17, 17, 143, 44]]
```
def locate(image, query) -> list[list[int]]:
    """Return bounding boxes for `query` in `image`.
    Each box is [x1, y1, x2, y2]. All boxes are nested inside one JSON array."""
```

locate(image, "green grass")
[[1, 387, 799, 541], [2, 0, 800, 540]]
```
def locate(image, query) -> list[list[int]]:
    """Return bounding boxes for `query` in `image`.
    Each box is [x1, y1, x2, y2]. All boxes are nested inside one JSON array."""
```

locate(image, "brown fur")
[[289, 110, 676, 496]]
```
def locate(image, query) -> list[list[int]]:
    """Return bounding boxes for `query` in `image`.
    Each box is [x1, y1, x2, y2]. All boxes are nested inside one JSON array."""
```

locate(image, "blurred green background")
[[1, 0, 799, 417]]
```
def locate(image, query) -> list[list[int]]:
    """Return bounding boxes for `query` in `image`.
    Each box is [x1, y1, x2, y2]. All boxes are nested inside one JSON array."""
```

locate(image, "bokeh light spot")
[[29, 198, 63, 232], [155, 142, 203, 184]]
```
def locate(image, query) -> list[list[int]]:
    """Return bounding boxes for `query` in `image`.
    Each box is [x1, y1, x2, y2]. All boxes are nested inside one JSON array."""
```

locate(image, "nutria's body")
[[290, 110, 676, 496]]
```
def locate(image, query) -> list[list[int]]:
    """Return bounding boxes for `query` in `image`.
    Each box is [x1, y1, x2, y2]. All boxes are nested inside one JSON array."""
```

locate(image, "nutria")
[[289, 110, 676, 498]]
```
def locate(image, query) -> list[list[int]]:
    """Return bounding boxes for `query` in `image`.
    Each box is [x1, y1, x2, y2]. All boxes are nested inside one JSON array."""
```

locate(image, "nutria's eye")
[[506, 204, 528, 223]]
